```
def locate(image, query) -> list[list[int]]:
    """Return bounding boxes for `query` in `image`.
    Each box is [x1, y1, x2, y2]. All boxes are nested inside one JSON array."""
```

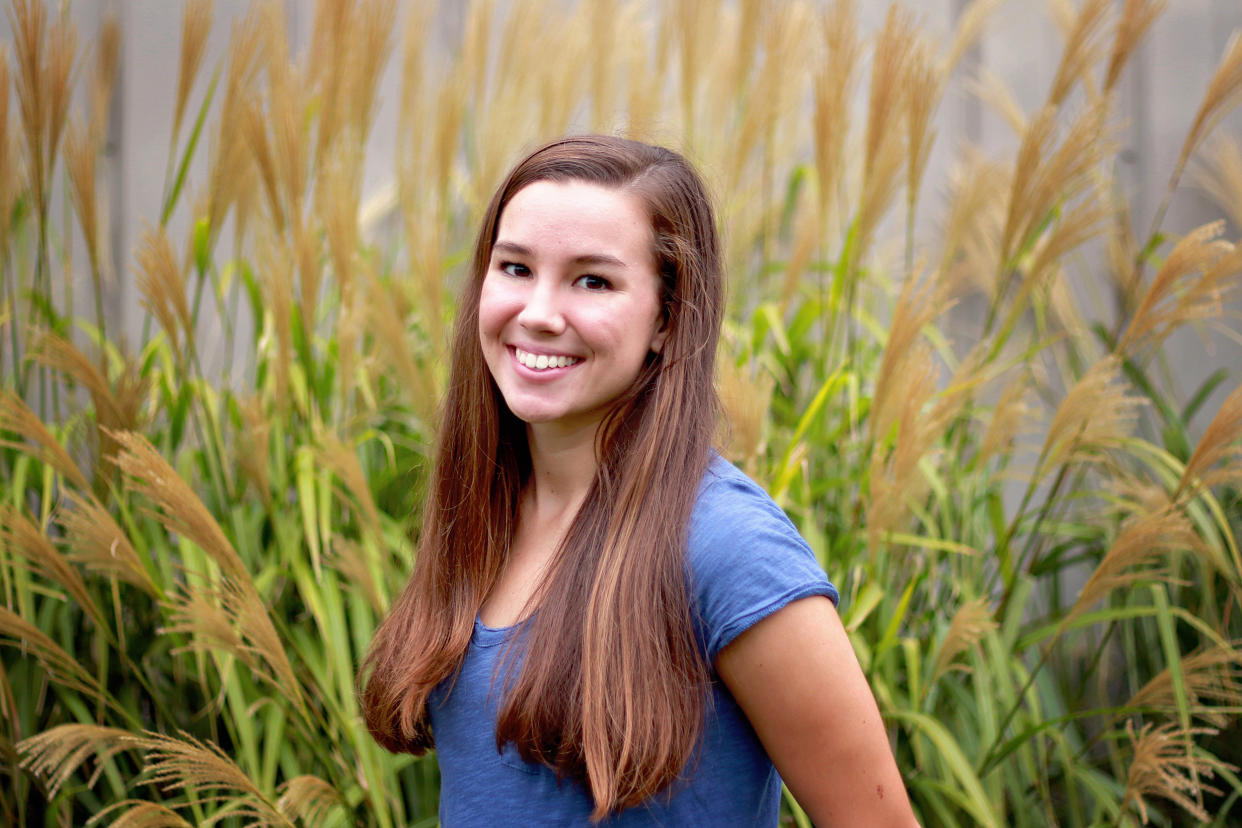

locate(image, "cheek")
[[476, 280, 511, 341]]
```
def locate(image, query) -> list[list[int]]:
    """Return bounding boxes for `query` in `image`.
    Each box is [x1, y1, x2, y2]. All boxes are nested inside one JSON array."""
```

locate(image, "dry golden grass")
[[89, 801, 194, 828], [0, 47, 16, 261], [1047, 0, 1109, 107], [8, 0, 77, 212], [1177, 381, 1242, 498], [778, 190, 824, 309], [64, 117, 100, 278], [1193, 136, 1242, 232], [0, 605, 104, 702], [937, 150, 1009, 296], [17, 723, 133, 799], [317, 429, 382, 540], [978, 373, 1034, 467], [943, 0, 999, 75], [255, 233, 293, 408], [90, 13, 119, 137], [234, 394, 271, 505], [727, 3, 814, 190], [1121, 721, 1234, 824], [1039, 355, 1141, 472], [326, 537, 385, 614], [160, 575, 303, 711], [871, 272, 950, 443], [906, 38, 942, 214], [867, 342, 937, 548], [1019, 196, 1112, 317], [364, 262, 435, 424], [864, 5, 916, 181], [319, 136, 362, 306], [134, 223, 192, 352], [1174, 30, 1242, 194], [930, 597, 997, 685], [43, 7, 76, 176], [1066, 505, 1198, 626], [109, 429, 247, 580], [132, 731, 289, 825], [1105, 0, 1167, 93], [812, 0, 860, 217], [8, 0, 48, 196], [0, 505, 105, 630], [30, 331, 147, 472], [173, 0, 213, 143], [1119, 221, 1242, 357], [206, 4, 265, 236], [59, 490, 159, 597], [870, 343, 991, 547], [1128, 643, 1242, 729], [275, 774, 344, 825], [970, 65, 1026, 136], [1003, 101, 1112, 267], [0, 389, 90, 491], [718, 357, 773, 473]]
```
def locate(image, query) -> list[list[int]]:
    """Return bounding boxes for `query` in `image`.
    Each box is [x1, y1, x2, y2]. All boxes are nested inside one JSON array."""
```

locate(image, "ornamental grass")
[[3, 0, 1242, 825]]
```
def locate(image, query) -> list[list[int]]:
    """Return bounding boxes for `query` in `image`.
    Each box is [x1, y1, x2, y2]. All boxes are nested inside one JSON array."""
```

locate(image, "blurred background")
[[4, 1, 1242, 825]]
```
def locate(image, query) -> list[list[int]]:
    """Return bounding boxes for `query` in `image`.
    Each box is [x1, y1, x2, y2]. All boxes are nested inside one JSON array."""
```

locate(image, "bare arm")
[[715, 595, 920, 827]]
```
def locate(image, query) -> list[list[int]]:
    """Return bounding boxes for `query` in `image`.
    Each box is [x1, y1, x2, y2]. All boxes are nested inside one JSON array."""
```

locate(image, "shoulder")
[[686, 452, 839, 662]]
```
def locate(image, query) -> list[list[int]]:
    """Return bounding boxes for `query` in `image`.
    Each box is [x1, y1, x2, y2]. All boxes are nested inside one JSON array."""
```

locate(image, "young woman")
[[361, 136, 917, 826]]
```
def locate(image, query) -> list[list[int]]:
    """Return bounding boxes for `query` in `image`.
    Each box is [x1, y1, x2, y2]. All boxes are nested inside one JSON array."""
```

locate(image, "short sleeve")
[[686, 455, 839, 663]]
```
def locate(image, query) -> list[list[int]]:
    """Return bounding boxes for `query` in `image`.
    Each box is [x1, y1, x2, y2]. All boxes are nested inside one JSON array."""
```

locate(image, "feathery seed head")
[[1067, 505, 1198, 625], [134, 223, 191, 351], [1122, 721, 1234, 824], [1105, 0, 1167, 93], [174, 0, 213, 141], [1047, 0, 1110, 108], [65, 117, 100, 276], [91, 14, 120, 137], [0, 505, 104, 628], [1192, 136, 1242, 231], [1119, 222, 1242, 357], [1040, 355, 1142, 473], [60, 490, 158, 596], [109, 429, 246, 580], [812, 0, 860, 215], [18, 724, 133, 799], [0, 390, 90, 491], [930, 597, 997, 684], [1177, 382, 1242, 499], [1176, 29, 1242, 184]]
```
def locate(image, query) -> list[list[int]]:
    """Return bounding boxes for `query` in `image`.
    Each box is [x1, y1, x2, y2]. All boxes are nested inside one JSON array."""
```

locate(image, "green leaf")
[[888, 710, 1003, 828], [161, 67, 220, 226]]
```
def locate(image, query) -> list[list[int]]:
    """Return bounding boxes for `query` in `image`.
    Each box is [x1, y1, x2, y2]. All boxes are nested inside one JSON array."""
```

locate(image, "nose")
[[516, 277, 566, 335]]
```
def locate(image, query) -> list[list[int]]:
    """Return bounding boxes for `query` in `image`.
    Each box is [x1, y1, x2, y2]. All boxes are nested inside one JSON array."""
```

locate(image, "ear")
[[649, 309, 670, 354]]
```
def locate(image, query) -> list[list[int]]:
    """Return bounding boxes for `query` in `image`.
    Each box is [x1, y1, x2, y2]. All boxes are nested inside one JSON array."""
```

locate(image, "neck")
[[524, 419, 599, 519]]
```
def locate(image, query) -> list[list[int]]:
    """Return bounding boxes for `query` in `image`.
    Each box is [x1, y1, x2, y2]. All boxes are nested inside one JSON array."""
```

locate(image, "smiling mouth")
[[514, 347, 582, 371]]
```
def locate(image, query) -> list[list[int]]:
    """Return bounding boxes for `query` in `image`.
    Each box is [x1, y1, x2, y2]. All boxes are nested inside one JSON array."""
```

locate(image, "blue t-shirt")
[[428, 453, 839, 826]]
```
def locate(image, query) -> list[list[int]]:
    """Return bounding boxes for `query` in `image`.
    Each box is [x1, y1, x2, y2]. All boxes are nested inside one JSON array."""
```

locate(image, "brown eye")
[[500, 261, 531, 278], [576, 274, 611, 291]]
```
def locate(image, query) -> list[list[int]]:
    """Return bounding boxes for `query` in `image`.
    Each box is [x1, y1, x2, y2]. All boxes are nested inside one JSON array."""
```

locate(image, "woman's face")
[[478, 179, 668, 437]]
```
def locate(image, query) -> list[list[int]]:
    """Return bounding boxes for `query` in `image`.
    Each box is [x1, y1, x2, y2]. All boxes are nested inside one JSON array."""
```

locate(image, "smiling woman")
[[359, 135, 918, 827], [478, 180, 668, 435]]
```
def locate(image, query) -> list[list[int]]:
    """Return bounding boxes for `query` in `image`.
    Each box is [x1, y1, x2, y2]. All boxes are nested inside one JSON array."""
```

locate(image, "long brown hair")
[[360, 135, 724, 820]]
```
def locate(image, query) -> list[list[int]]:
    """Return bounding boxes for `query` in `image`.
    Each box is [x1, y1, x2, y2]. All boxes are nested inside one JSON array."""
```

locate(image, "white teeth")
[[515, 348, 579, 371]]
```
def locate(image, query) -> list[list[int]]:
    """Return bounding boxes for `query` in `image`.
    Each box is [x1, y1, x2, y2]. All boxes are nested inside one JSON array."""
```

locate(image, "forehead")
[[495, 180, 653, 262]]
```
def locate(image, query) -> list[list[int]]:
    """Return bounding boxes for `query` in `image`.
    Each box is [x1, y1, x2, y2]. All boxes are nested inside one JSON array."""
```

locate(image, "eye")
[[575, 274, 612, 291], [499, 261, 530, 278]]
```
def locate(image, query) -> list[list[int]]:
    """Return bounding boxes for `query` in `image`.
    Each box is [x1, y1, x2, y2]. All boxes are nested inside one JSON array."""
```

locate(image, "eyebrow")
[[492, 241, 628, 269]]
